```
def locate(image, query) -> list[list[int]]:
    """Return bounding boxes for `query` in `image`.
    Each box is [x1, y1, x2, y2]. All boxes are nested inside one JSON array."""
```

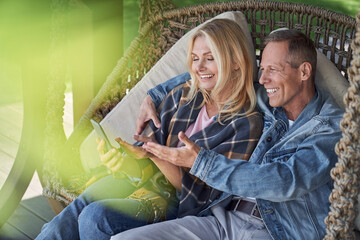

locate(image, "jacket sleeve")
[[189, 122, 341, 202], [147, 72, 190, 107]]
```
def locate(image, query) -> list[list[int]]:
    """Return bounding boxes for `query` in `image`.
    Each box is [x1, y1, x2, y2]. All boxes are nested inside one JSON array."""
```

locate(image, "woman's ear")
[[300, 62, 312, 81], [233, 63, 240, 71]]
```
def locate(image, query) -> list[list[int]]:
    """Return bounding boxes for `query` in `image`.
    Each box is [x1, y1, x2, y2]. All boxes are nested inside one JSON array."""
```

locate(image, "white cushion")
[[80, 11, 256, 171], [315, 50, 349, 111]]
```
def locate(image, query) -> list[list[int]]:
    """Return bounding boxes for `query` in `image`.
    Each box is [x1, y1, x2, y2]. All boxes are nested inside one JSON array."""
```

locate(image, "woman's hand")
[[115, 137, 151, 159], [141, 132, 200, 168], [96, 138, 123, 172], [134, 134, 183, 190], [135, 95, 161, 135]]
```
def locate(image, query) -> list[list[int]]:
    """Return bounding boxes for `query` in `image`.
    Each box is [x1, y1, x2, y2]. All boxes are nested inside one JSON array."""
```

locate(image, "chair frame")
[[1, 1, 358, 239]]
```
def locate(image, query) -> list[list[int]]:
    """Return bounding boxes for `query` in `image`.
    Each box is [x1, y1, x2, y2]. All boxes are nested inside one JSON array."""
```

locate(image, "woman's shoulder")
[[227, 106, 263, 131], [161, 80, 193, 108], [167, 80, 192, 95], [231, 102, 263, 120]]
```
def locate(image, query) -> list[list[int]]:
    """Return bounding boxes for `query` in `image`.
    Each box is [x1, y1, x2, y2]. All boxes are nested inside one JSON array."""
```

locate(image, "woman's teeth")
[[200, 74, 214, 79]]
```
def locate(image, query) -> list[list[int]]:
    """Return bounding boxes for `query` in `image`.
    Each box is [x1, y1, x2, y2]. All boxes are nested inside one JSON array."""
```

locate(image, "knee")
[[78, 202, 113, 239], [78, 202, 106, 229], [78, 201, 139, 239]]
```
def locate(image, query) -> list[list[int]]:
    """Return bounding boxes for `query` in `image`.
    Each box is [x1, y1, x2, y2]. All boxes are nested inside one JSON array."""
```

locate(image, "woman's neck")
[[205, 99, 220, 118]]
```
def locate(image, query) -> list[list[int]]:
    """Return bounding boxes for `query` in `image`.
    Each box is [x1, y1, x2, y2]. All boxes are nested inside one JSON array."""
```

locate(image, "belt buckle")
[[232, 199, 241, 212], [250, 205, 262, 221]]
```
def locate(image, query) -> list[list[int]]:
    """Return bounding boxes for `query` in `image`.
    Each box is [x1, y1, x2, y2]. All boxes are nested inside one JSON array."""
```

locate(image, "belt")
[[227, 199, 262, 220]]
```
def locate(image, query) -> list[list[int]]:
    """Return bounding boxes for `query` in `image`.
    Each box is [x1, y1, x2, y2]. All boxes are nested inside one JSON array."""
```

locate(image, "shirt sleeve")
[[189, 123, 341, 202], [147, 72, 191, 107]]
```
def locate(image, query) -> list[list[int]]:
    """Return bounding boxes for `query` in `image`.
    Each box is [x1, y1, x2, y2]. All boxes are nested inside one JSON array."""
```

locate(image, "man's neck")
[[284, 86, 316, 121]]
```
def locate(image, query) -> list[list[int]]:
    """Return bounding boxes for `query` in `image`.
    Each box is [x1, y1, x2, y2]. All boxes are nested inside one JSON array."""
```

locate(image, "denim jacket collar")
[[257, 86, 328, 133]]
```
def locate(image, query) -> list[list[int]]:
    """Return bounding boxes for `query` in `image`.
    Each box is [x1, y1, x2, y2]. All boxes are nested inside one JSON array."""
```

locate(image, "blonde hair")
[[186, 18, 256, 122]]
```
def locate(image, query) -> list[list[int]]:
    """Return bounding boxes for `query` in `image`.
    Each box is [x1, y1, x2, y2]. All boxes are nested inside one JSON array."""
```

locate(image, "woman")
[[36, 18, 262, 240]]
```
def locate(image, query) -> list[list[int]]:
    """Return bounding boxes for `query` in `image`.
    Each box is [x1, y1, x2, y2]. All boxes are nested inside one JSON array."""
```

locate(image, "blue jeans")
[[36, 175, 177, 240]]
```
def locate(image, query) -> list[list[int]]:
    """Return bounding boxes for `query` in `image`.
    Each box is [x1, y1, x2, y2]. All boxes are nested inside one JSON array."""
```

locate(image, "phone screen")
[[91, 119, 113, 151]]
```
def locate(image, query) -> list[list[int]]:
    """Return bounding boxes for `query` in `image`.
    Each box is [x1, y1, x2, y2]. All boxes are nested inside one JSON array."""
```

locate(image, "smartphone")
[[91, 119, 113, 152]]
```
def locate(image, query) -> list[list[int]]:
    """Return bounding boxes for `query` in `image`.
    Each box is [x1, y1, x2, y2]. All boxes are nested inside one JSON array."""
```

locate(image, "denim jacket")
[[147, 72, 343, 240]]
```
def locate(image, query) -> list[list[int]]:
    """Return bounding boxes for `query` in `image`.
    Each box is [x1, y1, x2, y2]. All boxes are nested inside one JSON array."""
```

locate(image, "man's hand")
[[135, 95, 161, 135], [141, 131, 200, 168], [96, 138, 123, 172]]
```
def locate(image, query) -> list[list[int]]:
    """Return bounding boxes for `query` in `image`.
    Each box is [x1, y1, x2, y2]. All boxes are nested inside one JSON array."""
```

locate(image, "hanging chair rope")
[[42, 0, 68, 199], [324, 11, 360, 240]]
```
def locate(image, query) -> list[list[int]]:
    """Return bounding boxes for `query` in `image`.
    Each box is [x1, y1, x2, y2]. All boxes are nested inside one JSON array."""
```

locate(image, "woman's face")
[[191, 36, 218, 91]]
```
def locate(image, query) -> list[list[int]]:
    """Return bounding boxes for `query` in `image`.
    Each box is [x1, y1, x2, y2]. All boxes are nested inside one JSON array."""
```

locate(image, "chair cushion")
[[315, 50, 349, 111], [79, 11, 256, 171]]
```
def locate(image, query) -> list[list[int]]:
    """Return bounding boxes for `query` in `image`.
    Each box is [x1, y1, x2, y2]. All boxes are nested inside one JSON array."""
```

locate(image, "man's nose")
[[259, 70, 268, 85]]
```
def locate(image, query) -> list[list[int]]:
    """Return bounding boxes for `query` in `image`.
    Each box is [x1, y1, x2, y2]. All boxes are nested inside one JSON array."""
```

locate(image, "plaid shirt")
[[149, 81, 263, 217]]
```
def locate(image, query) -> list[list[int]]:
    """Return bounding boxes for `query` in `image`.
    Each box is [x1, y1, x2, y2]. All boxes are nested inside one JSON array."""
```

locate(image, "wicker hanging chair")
[[38, 0, 359, 239]]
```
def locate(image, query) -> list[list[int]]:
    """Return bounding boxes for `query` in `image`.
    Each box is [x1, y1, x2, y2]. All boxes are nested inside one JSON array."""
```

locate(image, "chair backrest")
[[78, 1, 354, 161], [87, 1, 356, 127]]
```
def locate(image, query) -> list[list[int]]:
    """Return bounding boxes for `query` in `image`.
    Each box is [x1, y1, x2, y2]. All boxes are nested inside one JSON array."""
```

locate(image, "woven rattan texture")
[[92, 1, 356, 124], [139, 0, 175, 30]]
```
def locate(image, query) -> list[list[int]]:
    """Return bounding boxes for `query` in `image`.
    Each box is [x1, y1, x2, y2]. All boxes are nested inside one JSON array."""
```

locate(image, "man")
[[112, 29, 343, 239]]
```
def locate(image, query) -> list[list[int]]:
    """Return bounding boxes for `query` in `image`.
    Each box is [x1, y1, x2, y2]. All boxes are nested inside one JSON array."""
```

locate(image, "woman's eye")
[[206, 55, 214, 61], [192, 57, 199, 61]]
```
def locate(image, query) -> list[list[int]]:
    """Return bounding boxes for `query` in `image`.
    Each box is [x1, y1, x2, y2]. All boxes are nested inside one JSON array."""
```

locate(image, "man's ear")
[[300, 62, 312, 81]]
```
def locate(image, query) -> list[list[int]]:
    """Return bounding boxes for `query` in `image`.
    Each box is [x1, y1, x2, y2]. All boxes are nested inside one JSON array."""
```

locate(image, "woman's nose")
[[196, 59, 205, 71]]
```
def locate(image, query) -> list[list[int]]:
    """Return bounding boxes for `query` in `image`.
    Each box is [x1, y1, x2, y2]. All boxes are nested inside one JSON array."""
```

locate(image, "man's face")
[[259, 41, 305, 112]]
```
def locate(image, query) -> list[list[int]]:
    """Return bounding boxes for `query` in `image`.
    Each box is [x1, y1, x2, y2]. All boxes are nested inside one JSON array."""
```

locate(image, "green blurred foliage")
[[0, 1, 52, 105]]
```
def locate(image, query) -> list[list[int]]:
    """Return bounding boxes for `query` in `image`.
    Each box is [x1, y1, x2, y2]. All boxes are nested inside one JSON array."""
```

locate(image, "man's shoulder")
[[316, 88, 344, 120], [298, 89, 343, 135]]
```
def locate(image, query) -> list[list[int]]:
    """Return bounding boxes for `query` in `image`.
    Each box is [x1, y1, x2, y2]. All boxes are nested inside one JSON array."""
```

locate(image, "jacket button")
[[266, 137, 272, 142]]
